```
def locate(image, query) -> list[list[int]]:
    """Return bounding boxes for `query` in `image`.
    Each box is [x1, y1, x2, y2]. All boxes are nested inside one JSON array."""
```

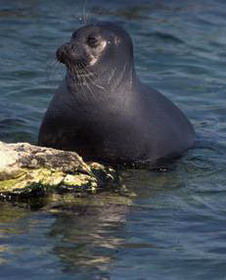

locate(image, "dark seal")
[[38, 22, 194, 166]]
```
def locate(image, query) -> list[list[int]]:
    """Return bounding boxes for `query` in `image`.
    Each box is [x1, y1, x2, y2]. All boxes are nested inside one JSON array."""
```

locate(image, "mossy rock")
[[0, 141, 123, 201]]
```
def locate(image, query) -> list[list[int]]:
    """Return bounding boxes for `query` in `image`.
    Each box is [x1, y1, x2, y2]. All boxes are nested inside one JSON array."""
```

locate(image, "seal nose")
[[56, 42, 74, 63]]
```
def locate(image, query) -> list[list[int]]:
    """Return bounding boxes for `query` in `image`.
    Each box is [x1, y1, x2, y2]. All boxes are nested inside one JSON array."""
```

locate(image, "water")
[[1, 0, 226, 279]]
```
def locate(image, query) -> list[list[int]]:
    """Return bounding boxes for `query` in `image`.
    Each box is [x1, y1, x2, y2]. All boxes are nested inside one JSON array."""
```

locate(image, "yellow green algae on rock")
[[0, 141, 121, 198]]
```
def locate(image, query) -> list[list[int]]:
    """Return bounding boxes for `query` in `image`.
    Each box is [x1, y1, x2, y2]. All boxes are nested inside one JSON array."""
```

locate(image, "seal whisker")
[[69, 64, 89, 102], [79, 61, 100, 86], [79, 61, 99, 80], [77, 62, 96, 102], [80, 61, 108, 91], [78, 62, 100, 102], [80, 62, 109, 100], [85, 80, 100, 102], [76, 66, 90, 102], [79, 62, 97, 80], [73, 66, 82, 93], [108, 67, 117, 84], [80, 61, 109, 101], [114, 61, 130, 90], [46, 60, 62, 83]]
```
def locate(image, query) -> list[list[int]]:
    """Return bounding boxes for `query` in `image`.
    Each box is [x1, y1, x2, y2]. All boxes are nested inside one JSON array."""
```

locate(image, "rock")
[[0, 141, 121, 200]]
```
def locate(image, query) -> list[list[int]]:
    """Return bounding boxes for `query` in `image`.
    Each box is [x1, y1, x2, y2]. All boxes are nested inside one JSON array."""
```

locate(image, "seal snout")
[[56, 43, 68, 63], [56, 42, 77, 64]]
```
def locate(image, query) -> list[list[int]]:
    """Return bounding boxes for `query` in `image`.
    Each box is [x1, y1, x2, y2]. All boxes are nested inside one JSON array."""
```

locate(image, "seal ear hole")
[[87, 36, 99, 48]]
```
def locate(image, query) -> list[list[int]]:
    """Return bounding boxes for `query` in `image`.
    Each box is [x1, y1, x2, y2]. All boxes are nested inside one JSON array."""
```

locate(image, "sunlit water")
[[1, 0, 226, 279]]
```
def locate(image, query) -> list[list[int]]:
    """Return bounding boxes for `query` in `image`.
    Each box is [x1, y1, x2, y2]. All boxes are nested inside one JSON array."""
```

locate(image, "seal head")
[[56, 22, 135, 92]]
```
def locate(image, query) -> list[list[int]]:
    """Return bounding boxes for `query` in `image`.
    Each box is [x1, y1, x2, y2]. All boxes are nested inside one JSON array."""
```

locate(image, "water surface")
[[1, 0, 226, 279]]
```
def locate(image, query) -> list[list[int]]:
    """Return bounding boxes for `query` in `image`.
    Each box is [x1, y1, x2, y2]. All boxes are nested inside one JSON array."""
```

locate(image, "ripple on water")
[[0, 0, 226, 279]]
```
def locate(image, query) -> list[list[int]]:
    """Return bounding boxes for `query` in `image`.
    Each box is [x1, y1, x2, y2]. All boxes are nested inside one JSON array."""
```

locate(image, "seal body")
[[38, 22, 194, 166]]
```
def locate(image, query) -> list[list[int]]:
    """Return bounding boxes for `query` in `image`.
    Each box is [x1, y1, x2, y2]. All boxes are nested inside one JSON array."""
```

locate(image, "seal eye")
[[87, 36, 99, 48]]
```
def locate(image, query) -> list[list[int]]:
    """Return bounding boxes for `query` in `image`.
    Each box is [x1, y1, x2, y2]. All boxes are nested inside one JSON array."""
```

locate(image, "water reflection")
[[48, 193, 132, 276], [0, 203, 32, 267], [45, 164, 186, 277], [0, 192, 133, 279]]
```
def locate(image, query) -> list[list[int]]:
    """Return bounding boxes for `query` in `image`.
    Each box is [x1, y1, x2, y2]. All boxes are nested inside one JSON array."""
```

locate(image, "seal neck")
[[66, 60, 137, 103]]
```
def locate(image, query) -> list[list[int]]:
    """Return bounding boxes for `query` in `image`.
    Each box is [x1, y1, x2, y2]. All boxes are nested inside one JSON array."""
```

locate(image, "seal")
[[38, 22, 194, 166]]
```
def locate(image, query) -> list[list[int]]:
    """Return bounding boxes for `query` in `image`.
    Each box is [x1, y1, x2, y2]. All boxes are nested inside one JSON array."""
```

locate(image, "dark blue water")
[[1, 0, 226, 279]]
